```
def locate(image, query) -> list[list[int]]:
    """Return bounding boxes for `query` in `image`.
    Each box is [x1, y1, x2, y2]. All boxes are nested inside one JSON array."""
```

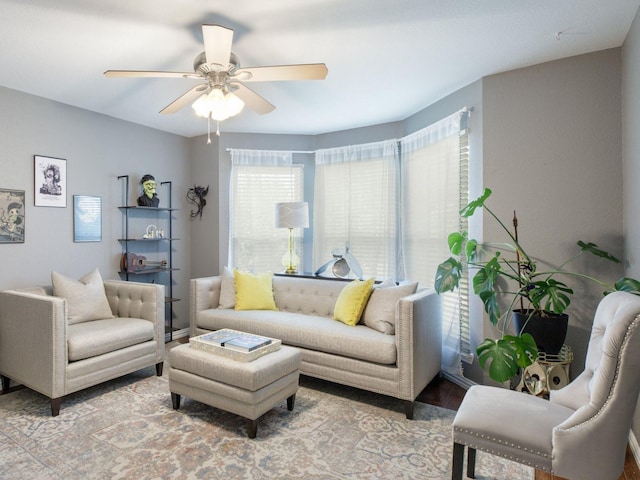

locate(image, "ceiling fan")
[[104, 24, 328, 124]]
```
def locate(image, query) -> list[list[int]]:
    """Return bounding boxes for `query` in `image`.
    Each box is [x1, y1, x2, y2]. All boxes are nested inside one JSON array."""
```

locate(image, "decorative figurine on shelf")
[[314, 242, 363, 279], [186, 185, 209, 220], [137, 174, 159, 207]]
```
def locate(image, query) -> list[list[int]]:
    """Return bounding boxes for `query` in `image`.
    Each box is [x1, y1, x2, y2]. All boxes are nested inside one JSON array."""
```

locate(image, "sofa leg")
[[155, 362, 164, 376], [0, 375, 9, 393], [452, 442, 464, 480], [287, 393, 296, 411], [404, 400, 414, 419], [51, 397, 61, 417], [171, 392, 181, 410]]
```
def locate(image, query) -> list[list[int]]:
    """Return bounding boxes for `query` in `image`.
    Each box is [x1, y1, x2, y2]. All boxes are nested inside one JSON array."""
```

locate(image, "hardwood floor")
[[418, 377, 640, 480]]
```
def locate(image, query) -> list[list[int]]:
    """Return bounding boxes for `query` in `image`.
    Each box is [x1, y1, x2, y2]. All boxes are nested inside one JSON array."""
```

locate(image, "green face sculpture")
[[142, 179, 157, 199]]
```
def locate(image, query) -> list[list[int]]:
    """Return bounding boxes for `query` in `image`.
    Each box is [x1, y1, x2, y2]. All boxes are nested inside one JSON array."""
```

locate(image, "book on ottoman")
[[190, 329, 281, 362]]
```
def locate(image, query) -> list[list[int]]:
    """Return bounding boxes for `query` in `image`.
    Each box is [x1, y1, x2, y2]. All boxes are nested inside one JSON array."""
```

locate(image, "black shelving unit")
[[117, 175, 179, 342]]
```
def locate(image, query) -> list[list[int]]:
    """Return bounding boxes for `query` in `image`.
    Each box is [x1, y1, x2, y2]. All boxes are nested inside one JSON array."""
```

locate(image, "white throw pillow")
[[51, 268, 114, 324], [218, 266, 236, 309], [362, 282, 418, 334]]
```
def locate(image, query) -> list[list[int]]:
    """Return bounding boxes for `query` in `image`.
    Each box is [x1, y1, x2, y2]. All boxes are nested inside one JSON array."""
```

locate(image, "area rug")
[[0, 352, 533, 479]]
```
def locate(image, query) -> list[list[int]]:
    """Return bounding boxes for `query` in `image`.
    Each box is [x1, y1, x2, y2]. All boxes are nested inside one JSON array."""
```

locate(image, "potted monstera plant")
[[434, 188, 640, 383]]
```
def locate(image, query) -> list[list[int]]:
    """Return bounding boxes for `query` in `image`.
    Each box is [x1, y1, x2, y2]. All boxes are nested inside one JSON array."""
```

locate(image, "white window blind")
[[313, 140, 398, 278], [400, 111, 471, 373], [229, 150, 303, 272]]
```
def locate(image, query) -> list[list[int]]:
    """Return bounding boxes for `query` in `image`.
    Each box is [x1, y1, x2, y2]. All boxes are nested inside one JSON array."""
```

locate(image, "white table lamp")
[[275, 202, 309, 274]]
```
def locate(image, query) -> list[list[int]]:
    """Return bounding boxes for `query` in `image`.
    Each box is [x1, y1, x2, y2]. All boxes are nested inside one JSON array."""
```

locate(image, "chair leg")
[[452, 442, 465, 480], [51, 397, 61, 417], [155, 362, 164, 376], [467, 447, 476, 478], [0, 375, 9, 393], [247, 419, 258, 439], [404, 400, 415, 419]]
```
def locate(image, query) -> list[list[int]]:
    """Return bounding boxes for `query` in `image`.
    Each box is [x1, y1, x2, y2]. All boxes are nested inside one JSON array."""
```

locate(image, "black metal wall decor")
[[186, 185, 209, 220]]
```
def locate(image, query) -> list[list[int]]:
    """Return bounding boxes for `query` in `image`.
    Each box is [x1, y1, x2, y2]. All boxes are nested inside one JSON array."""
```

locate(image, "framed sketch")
[[34, 155, 67, 207], [0, 189, 25, 243], [73, 195, 102, 242]]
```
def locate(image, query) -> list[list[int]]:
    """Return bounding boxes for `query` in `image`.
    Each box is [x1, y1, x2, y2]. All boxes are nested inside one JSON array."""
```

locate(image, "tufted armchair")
[[451, 291, 640, 480], [0, 276, 165, 416]]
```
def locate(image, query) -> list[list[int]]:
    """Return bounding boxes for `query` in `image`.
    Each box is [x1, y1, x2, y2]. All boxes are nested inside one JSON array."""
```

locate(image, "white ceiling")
[[1, 0, 638, 138]]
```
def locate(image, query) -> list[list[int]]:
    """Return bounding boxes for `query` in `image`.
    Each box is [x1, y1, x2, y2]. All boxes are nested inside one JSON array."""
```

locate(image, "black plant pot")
[[512, 309, 569, 356]]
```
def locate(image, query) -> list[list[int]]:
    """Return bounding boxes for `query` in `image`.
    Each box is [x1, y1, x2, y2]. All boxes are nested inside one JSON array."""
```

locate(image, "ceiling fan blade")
[[160, 85, 207, 114], [202, 24, 233, 69], [231, 83, 275, 115], [236, 63, 328, 82], [104, 70, 193, 78]]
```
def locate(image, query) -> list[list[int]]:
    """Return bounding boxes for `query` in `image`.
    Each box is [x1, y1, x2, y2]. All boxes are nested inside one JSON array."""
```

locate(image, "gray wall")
[[623, 5, 640, 452], [0, 86, 192, 331], [481, 48, 624, 381]]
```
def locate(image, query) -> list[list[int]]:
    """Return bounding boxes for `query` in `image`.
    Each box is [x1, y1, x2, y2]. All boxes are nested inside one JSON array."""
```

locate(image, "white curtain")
[[229, 149, 303, 272], [314, 140, 399, 279], [400, 111, 467, 377]]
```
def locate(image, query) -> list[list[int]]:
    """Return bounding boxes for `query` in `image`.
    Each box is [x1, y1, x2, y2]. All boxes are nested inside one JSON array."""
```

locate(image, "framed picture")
[[73, 195, 102, 242], [34, 155, 67, 207], [0, 189, 25, 243]]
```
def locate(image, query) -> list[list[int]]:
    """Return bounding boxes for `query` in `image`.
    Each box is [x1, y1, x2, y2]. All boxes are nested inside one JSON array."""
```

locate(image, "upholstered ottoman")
[[168, 343, 300, 438]]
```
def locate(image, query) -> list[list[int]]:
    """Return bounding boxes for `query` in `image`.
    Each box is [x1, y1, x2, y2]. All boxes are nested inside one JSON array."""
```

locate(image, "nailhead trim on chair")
[[453, 427, 552, 471]]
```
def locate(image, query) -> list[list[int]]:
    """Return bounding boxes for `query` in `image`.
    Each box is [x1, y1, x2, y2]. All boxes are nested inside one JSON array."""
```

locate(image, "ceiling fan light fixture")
[[192, 88, 244, 121]]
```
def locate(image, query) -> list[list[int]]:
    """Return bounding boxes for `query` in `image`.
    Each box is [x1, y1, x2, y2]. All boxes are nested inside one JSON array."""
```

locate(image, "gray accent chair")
[[451, 291, 640, 480], [0, 280, 165, 416]]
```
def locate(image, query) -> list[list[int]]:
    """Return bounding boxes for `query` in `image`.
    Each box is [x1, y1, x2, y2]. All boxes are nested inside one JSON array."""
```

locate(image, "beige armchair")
[[451, 291, 640, 480], [0, 278, 165, 416]]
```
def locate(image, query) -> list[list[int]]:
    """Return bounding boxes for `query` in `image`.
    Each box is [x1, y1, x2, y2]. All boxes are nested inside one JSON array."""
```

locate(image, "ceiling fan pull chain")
[[207, 115, 212, 144], [216, 120, 221, 137]]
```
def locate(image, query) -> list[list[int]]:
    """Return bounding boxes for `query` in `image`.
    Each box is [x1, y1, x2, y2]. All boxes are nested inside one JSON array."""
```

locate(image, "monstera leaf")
[[528, 278, 573, 314], [477, 333, 537, 383], [460, 187, 492, 217], [434, 257, 463, 294]]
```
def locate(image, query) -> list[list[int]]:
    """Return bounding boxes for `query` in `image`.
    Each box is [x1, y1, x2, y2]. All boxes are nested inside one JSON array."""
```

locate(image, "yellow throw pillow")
[[233, 270, 278, 311], [333, 278, 375, 326]]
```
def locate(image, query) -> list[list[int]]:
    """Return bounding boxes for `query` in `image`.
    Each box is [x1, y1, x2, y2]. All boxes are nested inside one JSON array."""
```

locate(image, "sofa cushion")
[[218, 266, 236, 309], [67, 317, 155, 361], [196, 308, 397, 365], [52, 268, 114, 325], [273, 276, 344, 317], [333, 278, 374, 326], [362, 282, 418, 334], [234, 270, 278, 311]]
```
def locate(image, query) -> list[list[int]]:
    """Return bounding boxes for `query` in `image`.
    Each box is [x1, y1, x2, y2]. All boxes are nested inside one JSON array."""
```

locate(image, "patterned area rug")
[[0, 350, 533, 479]]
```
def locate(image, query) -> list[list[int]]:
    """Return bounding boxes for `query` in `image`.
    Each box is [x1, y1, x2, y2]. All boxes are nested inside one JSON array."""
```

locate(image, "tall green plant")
[[434, 188, 640, 382]]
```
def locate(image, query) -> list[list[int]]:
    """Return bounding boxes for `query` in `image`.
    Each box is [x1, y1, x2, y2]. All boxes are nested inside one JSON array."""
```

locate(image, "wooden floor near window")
[[417, 377, 640, 480]]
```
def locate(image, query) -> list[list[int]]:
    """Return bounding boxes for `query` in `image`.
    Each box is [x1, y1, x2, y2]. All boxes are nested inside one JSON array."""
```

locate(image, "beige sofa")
[[190, 274, 442, 418], [0, 278, 165, 416]]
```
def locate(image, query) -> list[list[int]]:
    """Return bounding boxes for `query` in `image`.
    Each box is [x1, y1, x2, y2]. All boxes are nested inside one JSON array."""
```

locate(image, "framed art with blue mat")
[[73, 195, 102, 242]]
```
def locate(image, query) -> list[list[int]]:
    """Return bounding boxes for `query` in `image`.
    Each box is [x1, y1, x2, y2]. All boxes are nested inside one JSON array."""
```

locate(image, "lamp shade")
[[275, 202, 309, 229]]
